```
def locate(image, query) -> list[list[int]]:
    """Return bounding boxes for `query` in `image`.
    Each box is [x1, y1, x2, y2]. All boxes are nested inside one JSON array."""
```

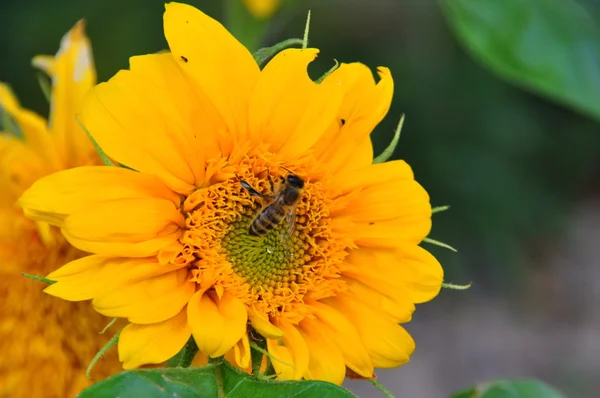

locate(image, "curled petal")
[[118, 307, 191, 369]]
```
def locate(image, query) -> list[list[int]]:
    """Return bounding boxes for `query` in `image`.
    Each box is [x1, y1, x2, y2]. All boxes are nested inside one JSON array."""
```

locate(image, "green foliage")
[[451, 379, 566, 398], [78, 361, 355, 398], [440, 0, 600, 122]]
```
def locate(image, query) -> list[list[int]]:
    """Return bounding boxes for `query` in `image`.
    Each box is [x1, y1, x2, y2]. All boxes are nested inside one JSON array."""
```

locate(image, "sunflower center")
[[178, 160, 347, 321], [221, 213, 309, 291]]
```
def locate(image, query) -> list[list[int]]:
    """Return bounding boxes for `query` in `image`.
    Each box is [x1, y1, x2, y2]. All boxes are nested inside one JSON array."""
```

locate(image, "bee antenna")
[[280, 165, 294, 174]]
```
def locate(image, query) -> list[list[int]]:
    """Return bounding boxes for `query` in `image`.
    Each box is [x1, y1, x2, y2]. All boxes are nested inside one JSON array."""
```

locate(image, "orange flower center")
[[179, 157, 348, 322]]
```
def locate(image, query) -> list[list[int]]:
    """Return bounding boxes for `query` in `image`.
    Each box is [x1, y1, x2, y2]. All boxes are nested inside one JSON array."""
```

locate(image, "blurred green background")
[[2, 0, 599, 397]]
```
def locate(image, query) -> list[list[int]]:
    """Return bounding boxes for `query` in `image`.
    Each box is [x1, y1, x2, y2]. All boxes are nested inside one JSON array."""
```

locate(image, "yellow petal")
[[46, 255, 187, 302], [19, 166, 180, 227], [59, 198, 182, 256], [325, 64, 393, 141], [248, 309, 283, 338], [39, 19, 97, 168], [298, 318, 346, 385], [339, 179, 430, 223], [332, 160, 413, 195], [93, 268, 194, 324], [312, 301, 373, 378], [64, 197, 183, 242], [277, 320, 309, 380], [333, 215, 432, 248], [343, 244, 443, 304], [266, 339, 295, 379], [230, 334, 251, 370], [44, 255, 109, 300], [316, 64, 393, 172], [119, 307, 191, 369], [343, 277, 414, 323], [188, 290, 248, 357], [163, 2, 259, 137], [129, 53, 222, 179], [248, 48, 343, 159], [324, 294, 415, 368], [80, 70, 198, 194]]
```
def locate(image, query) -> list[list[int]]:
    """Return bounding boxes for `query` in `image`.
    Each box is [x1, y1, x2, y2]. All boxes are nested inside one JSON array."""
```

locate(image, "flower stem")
[[210, 357, 226, 398], [86, 329, 121, 380], [166, 337, 199, 368], [368, 378, 395, 398]]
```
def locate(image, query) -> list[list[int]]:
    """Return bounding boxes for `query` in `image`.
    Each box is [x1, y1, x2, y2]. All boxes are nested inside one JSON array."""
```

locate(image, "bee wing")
[[278, 204, 298, 249]]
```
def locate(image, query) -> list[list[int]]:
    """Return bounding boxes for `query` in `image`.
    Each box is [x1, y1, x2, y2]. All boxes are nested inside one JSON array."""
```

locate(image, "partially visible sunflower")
[[0, 21, 121, 397], [242, 0, 281, 19], [20, 2, 444, 385]]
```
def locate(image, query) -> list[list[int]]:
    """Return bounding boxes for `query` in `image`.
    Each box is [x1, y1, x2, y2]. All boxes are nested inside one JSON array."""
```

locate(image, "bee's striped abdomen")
[[249, 205, 286, 236]]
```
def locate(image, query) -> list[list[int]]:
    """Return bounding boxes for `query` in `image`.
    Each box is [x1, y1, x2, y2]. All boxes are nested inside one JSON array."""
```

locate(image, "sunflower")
[[0, 21, 121, 397], [20, 2, 443, 385], [242, 0, 280, 19]]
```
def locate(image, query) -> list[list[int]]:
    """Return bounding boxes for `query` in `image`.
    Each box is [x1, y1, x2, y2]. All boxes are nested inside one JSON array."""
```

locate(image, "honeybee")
[[238, 171, 305, 237]]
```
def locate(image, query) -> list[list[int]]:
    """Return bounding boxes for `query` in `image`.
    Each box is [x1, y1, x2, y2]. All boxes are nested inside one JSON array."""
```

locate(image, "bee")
[[238, 170, 305, 237]]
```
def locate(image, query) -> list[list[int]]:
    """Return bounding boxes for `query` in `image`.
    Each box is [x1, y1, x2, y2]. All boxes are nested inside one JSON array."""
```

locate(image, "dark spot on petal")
[[181, 55, 188, 63], [368, 221, 375, 225], [340, 118, 346, 126]]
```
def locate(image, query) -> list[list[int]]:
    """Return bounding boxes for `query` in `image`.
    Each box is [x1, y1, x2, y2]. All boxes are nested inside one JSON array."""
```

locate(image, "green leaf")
[[78, 361, 355, 398], [450, 379, 566, 398], [221, 361, 355, 398], [78, 366, 219, 398], [440, 0, 600, 122]]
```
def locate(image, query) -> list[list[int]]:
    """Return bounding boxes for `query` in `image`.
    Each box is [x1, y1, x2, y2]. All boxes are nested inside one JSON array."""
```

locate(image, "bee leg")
[[267, 172, 275, 193], [236, 175, 264, 197]]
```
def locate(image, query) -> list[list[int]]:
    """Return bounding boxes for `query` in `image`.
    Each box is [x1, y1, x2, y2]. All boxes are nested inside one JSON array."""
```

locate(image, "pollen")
[[177, 158, 347, 322]]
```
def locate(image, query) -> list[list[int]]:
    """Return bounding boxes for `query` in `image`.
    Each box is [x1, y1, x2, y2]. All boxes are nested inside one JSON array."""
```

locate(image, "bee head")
[[286, 174, 304, 189]]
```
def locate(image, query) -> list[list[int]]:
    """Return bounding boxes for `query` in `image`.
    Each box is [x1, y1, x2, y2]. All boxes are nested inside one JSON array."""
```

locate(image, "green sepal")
[[36, 72, 52, 103], [253, 38, 304, 67], [86, 328, 122, 380], [316, 60, 340, 84], [423, 237, 458, 252], [432, 205, 451, 214], [75, 116, 114, 167], [442, 282, 472, 290], [166, 337, 199, 368], [21, 273, 55, 285], [373, 114, 404, 164]]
